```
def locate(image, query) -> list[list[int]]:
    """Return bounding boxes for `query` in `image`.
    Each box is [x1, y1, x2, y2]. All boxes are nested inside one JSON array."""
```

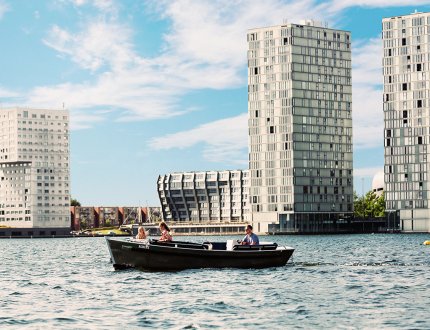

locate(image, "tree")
[[71, 198, 81, 207], [354, 191, 365, 217], [354, 190, 385, 218], [374, 192, 385, 217], [80, 218, 88, 230]]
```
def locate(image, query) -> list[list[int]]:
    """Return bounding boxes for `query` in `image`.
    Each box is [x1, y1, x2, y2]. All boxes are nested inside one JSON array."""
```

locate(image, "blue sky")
[[0, 0, 429, 205]]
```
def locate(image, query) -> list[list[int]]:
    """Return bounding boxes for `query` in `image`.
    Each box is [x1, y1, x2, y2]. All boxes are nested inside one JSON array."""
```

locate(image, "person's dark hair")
[[159, 221, 170, 232], [246, 224, 253, 230]]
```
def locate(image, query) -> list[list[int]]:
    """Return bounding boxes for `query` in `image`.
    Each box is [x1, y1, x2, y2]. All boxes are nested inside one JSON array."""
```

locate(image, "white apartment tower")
[[247, 20, 353, 233], [0, 108, 70, 229], [383, 12, 430, 232]]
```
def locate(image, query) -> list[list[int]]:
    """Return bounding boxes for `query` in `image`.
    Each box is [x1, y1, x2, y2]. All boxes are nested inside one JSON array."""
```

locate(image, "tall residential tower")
[[0, 107, 70, 230], [247, 20, 353, 233], [383, 11, 430, 232]]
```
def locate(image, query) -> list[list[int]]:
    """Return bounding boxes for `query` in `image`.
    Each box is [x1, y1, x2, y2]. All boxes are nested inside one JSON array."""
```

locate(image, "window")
[[402, 83, 407, 91], [418, 100, 422, 108], [402, 38, 406, 46]]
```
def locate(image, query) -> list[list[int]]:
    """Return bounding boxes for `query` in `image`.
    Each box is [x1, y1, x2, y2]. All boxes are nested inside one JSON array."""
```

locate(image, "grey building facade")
[[247, 20, 354, 233], [383, 11, 430, 232]]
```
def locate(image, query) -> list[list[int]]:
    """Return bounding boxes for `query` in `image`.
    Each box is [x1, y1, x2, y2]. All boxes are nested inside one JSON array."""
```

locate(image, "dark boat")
[[106, 237, 294, 271]]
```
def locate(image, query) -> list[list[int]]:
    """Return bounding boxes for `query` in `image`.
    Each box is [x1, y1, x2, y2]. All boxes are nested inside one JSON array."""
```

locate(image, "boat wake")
[[291, 261, 429, 267]]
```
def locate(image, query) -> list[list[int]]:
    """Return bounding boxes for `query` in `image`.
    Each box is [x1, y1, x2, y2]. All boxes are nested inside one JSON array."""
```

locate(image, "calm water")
[[1, 234, 430, 329]]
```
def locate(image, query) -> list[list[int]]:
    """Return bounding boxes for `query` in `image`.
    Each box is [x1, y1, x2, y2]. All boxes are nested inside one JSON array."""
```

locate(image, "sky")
[[0, 0, 429, 206]]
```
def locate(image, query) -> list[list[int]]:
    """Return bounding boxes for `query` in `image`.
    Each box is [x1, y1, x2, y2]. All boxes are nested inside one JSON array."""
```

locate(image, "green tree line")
[[354, 191, 385, 218]]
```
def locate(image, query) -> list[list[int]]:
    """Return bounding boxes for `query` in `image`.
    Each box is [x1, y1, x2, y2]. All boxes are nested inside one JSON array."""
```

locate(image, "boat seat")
[[203, 242, 227, 250], [150, 239, 206, 250], [233, 243, 278, 251]]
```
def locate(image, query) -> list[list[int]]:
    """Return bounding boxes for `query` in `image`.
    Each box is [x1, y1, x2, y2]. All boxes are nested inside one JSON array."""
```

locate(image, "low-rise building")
[[70, 206, 162, 231]]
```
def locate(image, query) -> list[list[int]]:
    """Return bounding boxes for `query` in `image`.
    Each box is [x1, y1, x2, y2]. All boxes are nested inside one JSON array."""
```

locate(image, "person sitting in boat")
[[135, 226, 147, 240], [241, 225, 259, 245], [159, 222, 172, 242]]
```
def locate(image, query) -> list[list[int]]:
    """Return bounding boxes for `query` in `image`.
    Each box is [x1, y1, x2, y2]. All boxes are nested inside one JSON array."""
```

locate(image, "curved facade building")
[[158, 170, 250, 223]]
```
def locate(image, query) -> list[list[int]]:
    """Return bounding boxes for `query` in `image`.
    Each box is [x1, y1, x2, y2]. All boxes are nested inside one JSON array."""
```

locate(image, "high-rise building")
[[247, 20, 353, 233], [158, 170, 250, 223], [0, 107, 70, 229], [383, 11, 430, 232]]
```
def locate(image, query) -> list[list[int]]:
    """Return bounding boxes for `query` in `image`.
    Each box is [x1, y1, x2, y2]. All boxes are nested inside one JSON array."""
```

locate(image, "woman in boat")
[[159, 222, 172, 242], [135, 226, 147, 240]]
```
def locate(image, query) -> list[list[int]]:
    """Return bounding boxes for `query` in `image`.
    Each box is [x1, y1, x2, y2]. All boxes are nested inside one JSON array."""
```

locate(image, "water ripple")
[[0, 234, 430, 328]]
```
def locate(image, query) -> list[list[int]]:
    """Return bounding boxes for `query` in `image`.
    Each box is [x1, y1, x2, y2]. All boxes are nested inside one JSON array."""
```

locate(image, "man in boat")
[[241, 225, 259, 245]]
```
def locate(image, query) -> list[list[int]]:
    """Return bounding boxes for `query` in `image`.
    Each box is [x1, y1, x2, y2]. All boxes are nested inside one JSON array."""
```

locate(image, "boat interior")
[[148, 239, 278, 251]]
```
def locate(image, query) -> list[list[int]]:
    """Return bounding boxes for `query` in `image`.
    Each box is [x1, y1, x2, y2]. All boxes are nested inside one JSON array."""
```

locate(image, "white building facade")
[[0, 107, 70, 229], [158, 170, 250, 223], [247, 21, 353, 233], [383, 12, 430, 232]]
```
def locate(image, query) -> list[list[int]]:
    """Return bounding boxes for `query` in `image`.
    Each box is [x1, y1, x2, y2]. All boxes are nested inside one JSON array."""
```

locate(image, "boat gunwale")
[[107, 237, 294, 254]]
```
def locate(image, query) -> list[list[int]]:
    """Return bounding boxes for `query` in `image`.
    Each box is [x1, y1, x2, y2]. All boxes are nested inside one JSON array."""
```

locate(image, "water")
[[1, 234, 429, 329]]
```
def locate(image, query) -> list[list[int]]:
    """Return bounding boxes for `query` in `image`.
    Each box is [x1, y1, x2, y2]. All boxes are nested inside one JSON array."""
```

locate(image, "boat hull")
[[106, 238, 294, 270]]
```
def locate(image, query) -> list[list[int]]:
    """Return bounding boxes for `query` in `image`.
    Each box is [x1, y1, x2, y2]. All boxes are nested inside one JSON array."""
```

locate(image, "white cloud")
[[26, 0, 414, 147], [330, 0, 430, 11], [146, 1, 389, 160], [72, 0, 86, 5], [32, 0, 337, 130], [70, 111, 105, 130], [43, 21, 134, 72], [27, 78, 187, 122], [69, 0, 116, 13], [352, 38, 382, 86], [156, 0, 332, 69], [352, 38, 383, 149], [150, 113, 248, 164], [0, 0, 9, 20], [0, 87, 19, 98]]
